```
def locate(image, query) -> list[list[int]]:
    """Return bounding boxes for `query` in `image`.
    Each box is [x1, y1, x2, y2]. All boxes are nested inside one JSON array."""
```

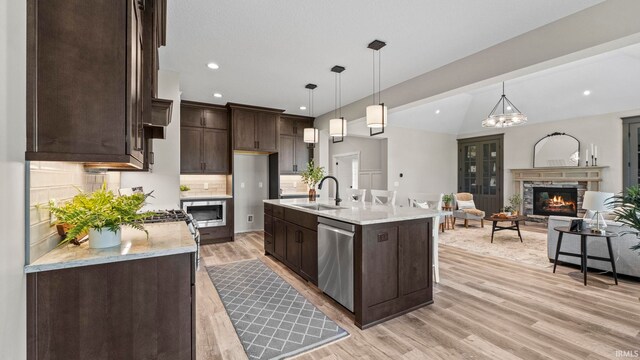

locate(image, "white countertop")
[[25, 222, 197, 273], [180, 194, 233, 200], [264, 198, 446, 225]]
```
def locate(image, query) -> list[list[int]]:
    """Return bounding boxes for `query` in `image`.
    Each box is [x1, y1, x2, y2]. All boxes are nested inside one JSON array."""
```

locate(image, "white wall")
[[459, 111, 631, 203], [0, 0, 27, 358], [233, 154, 269, 232], [121, 70, 182, 210]]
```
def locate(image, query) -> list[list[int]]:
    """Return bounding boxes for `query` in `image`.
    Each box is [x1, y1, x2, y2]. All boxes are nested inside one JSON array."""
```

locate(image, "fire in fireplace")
[[533, 187, 578, 217]]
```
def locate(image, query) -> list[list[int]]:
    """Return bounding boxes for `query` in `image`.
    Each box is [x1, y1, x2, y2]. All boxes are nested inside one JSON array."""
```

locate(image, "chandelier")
[[482, 82, 527, 128]]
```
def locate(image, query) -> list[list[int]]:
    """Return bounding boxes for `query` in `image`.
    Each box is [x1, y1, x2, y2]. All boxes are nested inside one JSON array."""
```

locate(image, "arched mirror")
[[533, 132, 580, 167]]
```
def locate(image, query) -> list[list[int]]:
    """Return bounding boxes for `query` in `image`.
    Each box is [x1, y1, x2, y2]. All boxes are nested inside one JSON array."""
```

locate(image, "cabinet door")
[[233, 109, 257, 150], [264, 214, 274, 253], [279, 136, 295, 174], [180, 127, 203, 173], [202, 129, 229, 174], [273, 218, 287, 260], [128, 0, 144, 163], [457, 135, 503, 215], [362, 225, 399, 307], [181, 106, 203, 127], [294, 137, 309, 173], [285, 225, 302, 269], [256, 112, 278, 152], [399, 221, 430, 295], [299, 227, 318, 283], [203, 108, 228, 130], [280, 117, 295, 136]]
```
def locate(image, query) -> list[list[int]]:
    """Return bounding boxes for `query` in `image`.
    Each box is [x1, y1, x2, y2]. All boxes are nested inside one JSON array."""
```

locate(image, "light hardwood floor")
[[197, 232, 640, 360]]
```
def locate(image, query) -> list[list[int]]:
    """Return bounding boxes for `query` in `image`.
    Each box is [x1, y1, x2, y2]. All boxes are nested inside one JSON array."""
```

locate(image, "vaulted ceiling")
[[160, 0, 602, 117]]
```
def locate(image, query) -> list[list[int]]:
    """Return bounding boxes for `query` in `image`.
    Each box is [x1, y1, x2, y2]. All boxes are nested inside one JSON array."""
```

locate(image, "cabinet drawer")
[[199, 226, 230, 240], [264, 203, 273, 215], [273, 205, 285, 219], [284, 208, 317, 231], [264, 214, 273, 235]]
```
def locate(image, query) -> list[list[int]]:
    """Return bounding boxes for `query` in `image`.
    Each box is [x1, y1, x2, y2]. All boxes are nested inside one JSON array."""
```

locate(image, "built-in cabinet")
[[623, 116, 640, 189], [26, 0, 168, 169], [264, 203, 318, 284], [457, 134, 504, 215], [229, 104, 283, 153], [279, 115, 314, 174], [180, 102, 230, 174], [27, 253, 195, 360]]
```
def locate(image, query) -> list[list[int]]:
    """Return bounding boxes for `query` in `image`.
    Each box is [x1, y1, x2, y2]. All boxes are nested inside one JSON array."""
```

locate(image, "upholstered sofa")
[[547, 215, 640, 278]]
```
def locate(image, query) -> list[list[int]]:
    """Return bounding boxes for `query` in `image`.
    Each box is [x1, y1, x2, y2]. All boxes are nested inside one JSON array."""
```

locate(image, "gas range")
[[143, 209, 201, 269]]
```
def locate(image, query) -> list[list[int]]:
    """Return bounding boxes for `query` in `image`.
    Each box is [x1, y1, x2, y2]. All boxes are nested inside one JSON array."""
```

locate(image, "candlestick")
[[586, 149, 589, 166], [591, 155, 595, 167], [594, 157, 597, 166], [594, 145, 598, 158]]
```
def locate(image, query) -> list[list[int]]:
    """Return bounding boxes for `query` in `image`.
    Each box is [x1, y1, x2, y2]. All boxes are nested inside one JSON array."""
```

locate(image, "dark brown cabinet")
[[229, 104, 283, 153], [264, 204, 318, 284], [26, 0, 166, 169], [180, 102, 230, 174], [279, 115, 313, 174], [27, 253, 195, 360]]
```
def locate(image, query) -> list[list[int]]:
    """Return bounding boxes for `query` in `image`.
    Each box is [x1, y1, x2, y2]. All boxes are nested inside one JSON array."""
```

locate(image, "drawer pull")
[[377, 233, 389, 242]]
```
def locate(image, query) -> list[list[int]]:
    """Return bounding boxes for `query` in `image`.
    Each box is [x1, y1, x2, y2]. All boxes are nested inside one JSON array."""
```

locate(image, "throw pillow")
[[415, 201, 429, 209], [457, 199, 476, 209]]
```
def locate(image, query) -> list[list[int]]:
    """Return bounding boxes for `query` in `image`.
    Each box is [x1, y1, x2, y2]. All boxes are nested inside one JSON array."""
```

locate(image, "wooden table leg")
[[553, 232, 563, 273], [515, 221, 523, 243], [581, 235, 588, 286], [490, 221, 496, 243], [606, 237, 618, 285]]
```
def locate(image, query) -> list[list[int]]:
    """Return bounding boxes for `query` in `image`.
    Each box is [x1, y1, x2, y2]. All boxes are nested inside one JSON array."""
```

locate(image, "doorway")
[[331, 152, 360, 198]]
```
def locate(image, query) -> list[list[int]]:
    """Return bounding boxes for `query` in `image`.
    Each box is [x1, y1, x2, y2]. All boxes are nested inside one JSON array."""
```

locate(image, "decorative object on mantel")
[[608, 185, 640, 253], [48, 184, 153, 248], [366, 39, 388, 136], [300, 159, 325, 202], [582, 191, 614, 234], [303, 83, 319, 146], [482, 82, 527, 128], [533, 132, 580, 168], [585, 143, 599, 166], [329, 65, 347, 143]]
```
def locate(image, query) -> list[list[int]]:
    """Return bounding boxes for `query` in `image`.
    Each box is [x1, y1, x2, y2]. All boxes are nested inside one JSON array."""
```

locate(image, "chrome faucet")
[[318, 176, 342, 206]]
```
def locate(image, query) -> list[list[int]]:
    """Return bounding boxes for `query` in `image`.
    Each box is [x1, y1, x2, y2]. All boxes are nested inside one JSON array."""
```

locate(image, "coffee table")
[[486, 215, 527, 243], [553, 226, 619, 286]]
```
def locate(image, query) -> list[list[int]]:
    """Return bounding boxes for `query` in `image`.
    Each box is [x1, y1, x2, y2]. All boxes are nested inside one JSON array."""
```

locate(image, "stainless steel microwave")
[[182, 200, 226, 228]]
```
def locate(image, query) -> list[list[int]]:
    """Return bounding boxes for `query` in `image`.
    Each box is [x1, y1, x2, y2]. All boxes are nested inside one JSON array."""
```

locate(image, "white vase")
[[88, 227, 122, 249]]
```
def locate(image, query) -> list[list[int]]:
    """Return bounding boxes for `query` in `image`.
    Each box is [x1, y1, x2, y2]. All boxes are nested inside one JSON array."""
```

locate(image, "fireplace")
[[533, 187, 578, 217]]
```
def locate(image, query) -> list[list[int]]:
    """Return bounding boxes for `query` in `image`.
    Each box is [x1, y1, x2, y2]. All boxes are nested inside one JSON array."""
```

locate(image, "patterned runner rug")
[[206, 259, 348, 360]]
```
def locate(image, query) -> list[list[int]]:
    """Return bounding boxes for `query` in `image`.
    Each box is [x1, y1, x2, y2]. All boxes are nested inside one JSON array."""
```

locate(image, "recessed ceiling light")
[[583, 90, 591, 96], [207, 62, 220, 70], [299, 106, 307, 110], [213, 93, 222, 98], [435, 109, 440, 114]]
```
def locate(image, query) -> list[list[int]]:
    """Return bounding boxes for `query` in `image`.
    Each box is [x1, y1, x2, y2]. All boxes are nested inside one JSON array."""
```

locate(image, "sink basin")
[[292, 203, 346, 211]]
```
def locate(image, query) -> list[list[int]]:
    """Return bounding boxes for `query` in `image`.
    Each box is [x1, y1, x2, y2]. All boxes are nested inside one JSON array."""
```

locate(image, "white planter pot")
[[88, 227, 122, 249]]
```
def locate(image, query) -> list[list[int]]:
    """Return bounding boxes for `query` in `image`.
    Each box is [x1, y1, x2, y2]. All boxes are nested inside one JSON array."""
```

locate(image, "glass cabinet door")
[[458, 135, 503, 215]]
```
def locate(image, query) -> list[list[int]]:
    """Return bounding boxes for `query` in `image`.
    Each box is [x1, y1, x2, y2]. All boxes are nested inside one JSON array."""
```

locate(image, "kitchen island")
[[25, 222, 196, 360], [264, 198, 442, 329]]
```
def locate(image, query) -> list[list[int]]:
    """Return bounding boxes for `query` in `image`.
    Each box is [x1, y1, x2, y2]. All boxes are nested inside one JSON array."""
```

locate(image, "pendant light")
[[302, 83, 319, 145], [329, 65, 347, 143], [366, 40, 388, 136], [482, 82, 527, 128]]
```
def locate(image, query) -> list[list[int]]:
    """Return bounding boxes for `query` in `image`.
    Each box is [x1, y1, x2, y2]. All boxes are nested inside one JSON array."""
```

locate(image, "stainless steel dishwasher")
[[318, 217, 355, 312]]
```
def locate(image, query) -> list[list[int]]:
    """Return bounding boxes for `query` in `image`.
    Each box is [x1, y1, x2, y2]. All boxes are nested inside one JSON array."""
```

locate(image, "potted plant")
[[442, 194, 454, 208], [49, 184, 153, 248], [509, 193, 523, 215], [300, 160, 325, 202], [608, 186, 640, 252], [180, 185, 191, 192]]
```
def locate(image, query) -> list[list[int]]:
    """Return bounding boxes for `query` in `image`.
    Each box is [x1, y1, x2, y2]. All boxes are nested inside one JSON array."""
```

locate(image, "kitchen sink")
[[292, 203, 346, 211]]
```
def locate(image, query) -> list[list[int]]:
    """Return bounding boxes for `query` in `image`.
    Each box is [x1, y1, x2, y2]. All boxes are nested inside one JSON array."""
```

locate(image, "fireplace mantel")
[[511, 166, 607, 190]]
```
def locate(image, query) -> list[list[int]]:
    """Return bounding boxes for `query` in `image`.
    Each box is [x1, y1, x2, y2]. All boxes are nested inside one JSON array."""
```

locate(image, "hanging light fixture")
[[482, 82, 527, 128], [303, 83, 319, 145], [329, 65, 347, 143], [366, 40, 388, 136]]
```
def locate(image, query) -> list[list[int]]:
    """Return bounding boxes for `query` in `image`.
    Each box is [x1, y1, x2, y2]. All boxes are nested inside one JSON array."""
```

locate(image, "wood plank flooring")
[[196, 232, 640, 360]]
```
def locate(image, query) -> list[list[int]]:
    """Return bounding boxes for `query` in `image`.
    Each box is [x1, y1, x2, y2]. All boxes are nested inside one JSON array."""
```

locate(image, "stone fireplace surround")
[[511, 166, 607, 222]]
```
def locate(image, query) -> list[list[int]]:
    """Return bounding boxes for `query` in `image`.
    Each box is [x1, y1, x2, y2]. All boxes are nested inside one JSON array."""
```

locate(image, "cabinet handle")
[[150, 151, 154, 165], [256, 140, 260, 149], [203, 162, 206, 170]]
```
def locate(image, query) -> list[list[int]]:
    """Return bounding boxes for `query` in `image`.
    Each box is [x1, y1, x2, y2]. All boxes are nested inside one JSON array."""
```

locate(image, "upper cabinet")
[[26, 0, 168, 169], [279, 115, 314, 174], [180, 101, 230, 174], [228, 104, 283, 153]]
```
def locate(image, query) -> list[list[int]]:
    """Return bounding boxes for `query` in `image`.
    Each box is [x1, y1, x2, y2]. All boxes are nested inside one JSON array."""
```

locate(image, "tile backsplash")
[[29, 161, 121, 263], [180, 174, 229, 198], [280, 175, 308, 194]]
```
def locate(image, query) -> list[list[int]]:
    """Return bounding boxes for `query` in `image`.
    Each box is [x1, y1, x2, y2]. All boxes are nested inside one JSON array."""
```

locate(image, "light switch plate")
[[241, 182, 245, 189], [258, 182, 263, 188], [204, 182, 209, 190]]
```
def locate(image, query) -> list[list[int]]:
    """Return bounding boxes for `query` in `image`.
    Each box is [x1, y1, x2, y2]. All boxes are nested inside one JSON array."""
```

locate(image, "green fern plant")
[[49, 184, 153, 245], [300, 160, 325, 189], [607, 186, 640, 253]]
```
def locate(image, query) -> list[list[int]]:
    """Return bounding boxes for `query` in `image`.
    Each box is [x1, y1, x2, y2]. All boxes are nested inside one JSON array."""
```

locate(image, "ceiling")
[[389, 42, 640, 135], [160, 0, 602, 116]]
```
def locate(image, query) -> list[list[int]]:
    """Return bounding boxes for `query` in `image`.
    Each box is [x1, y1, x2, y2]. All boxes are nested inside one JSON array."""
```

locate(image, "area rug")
[[439, 225, 552, 269], [206, 259, 348, 360]]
